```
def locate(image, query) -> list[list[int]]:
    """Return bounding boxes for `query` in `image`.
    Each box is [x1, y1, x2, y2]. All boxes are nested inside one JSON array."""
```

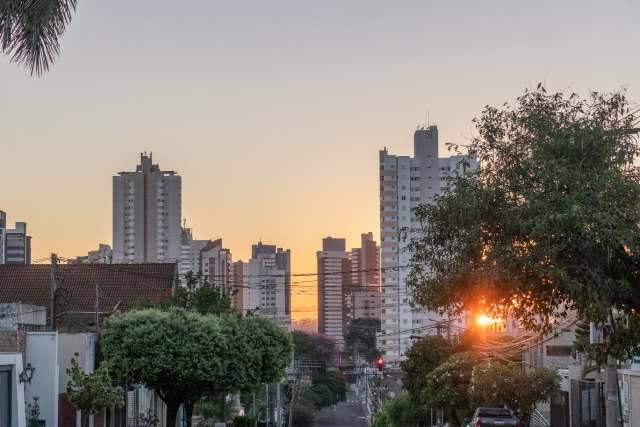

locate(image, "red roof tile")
[[0, 263, 176, 317]]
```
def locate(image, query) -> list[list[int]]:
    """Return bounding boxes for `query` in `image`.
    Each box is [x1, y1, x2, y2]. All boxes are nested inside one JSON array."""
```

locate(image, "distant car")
[[469, 407, 521, 427]]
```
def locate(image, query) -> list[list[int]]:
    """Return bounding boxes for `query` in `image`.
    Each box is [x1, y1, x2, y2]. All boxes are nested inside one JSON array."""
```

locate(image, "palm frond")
[[0, 0, 77, 76]]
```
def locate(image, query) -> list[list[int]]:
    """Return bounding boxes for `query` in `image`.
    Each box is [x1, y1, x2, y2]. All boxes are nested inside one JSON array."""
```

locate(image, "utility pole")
[[276, 382, 282, 427], [49, 253, 58, 331]]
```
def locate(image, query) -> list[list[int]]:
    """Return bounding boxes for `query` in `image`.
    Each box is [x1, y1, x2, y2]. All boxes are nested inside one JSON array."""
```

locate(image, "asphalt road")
[[313, 401, 368, 427]]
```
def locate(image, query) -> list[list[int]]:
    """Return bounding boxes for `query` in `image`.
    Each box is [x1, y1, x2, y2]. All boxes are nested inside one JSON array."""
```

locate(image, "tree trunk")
[[220, 393, 227, 423], [166, 401, 180, 427]]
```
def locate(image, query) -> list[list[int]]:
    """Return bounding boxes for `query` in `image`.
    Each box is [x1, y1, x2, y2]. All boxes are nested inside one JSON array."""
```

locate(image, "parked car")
[[469, 407, 521, 427]]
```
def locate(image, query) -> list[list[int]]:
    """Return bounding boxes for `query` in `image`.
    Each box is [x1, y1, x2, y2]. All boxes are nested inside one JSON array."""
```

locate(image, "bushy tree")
[[423, 352, 476, 426], [66, 355, 124, 427], [101, 308, 292, 427], [372, 392, 421, 427], [293, 330, 338, 368], [469, 361, 559, 424], [408, 86, 640, 359], [401, 335, 453, 409], [344, 318, 381, 363], [166, 271, 232, 315]]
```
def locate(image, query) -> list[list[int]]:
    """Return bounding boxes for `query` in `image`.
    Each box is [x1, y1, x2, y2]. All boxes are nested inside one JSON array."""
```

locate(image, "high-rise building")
[[112, 153, 182, 263], [233, 242, 291, 329], [178, 227, 209, 276], [349, 232, 381, 321], [200, 239, 233, 292], [317, 237, 350, 348], [0, 210, 31, 265], [378, 125, 477, 362]]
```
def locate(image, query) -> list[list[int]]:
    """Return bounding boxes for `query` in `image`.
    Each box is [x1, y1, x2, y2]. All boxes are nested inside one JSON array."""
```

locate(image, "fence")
[[570, 380, 605, 427]]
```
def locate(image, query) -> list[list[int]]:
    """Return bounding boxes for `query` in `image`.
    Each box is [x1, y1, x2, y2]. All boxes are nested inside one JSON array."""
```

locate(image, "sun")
[[477, 314, 498, 326]]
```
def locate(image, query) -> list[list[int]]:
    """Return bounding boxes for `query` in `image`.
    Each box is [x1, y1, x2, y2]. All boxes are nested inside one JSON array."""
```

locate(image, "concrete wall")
[[0, 353, 26, 427], [25, 332, 59, 427]]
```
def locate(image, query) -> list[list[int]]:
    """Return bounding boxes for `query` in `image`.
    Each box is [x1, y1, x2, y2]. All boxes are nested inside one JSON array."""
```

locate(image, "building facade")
[[71, 243, 112, 264], [0, 210, 31, 265], [317, 237, 350, 349], [233, 242, 291, 329], [378, 125, 477, 362], [348, 232, 381, 322], [178, 227, 209, 277], [112, 153, 181, 263]]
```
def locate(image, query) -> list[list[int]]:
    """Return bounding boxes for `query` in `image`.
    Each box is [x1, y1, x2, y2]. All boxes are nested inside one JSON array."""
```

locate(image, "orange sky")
[[2, 1, 640, 323]]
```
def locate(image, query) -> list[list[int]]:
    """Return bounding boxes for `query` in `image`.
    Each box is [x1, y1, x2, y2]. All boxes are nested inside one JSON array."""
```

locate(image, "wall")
[[57, 333, 96, 427], [25, 332, 59, 427], [0, 353, 26, 427]]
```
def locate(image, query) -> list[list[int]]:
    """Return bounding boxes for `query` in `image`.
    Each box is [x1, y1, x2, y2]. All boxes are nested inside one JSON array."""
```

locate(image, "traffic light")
[[376, 356, 384, 372]]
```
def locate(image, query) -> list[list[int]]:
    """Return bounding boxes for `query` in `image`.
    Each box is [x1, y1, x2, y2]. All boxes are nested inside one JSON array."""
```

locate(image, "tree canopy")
[[0, 0, 77, 75], [469, 361, 559, 424], [343, 317, 381, 363], [101, 308, 292, 427], [408, 86, 640, 359]]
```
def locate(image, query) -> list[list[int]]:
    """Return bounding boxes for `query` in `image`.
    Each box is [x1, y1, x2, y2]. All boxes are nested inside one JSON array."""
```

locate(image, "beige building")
[[113, 153, 182, 263]]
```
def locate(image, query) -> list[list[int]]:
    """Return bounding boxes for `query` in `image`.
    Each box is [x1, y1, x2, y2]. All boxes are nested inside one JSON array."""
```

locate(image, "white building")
[[0, 211, 31, 265], [178, 227, 209, 277], [378, 125, 477, 362], [234, 242, 291, 330], [71, 243, 112, 264], [112, 153, 181, 263], [200, 239, 233, 292]]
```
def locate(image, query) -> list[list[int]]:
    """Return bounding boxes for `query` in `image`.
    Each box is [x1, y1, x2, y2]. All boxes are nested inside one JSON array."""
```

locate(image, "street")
[[313, 401, 368, 427]]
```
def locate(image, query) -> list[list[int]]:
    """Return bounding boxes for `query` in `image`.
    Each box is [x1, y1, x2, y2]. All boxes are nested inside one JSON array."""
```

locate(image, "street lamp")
[[19, 363, 35, 384]]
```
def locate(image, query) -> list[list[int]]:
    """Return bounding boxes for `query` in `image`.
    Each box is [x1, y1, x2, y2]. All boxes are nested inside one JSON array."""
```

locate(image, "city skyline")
[[3, 0, 640, 322]]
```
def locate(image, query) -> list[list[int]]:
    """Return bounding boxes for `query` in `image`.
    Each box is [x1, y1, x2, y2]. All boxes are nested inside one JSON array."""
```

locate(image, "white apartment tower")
[[0, 210, 31, 265], [113, 153, 182, 263], [233, 242, 291, 330], [379, 126, 477, 362]]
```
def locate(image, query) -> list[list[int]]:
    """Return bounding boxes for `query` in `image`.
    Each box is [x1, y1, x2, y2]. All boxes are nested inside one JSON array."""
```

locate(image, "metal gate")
[[570, 380, 605, 427]]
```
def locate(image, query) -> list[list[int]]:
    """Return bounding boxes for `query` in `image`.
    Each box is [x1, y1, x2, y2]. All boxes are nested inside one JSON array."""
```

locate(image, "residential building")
[[112, 153, 181, 263], [378, 125, 478, 362], [178, 227, 209, 276], [233, 242, 291, 330], [200, 239, 233, 293], [0, 210, 31, 265], [317, 237, 350, 348], [71, 243, 113, 264], [348, 232, 381, 321]]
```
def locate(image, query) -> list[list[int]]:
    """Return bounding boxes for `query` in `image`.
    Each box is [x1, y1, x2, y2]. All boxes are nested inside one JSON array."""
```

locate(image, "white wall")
[[0, 353, 26, 427], [25, 332, 59, 427]]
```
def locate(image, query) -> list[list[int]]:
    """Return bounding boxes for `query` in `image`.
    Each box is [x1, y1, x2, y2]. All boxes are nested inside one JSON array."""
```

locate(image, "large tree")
[[0, 0, 77, 74], [400, 335, 452, 411], [469, 361, 559, 424], [408, 86, 640, 359], [343, 318, 381, 363], [101, 308, 292, 427]]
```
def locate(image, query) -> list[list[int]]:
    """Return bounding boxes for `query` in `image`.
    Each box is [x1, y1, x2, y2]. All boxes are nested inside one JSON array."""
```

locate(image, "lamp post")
[[19, 363, 35, 384]]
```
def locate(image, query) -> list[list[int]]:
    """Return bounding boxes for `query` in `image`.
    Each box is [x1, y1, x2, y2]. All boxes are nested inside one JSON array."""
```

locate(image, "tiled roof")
[[0, 263, 176, 317]]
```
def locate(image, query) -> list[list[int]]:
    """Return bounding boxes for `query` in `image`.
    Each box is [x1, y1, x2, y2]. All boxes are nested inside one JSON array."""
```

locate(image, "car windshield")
[[478, 409, 512, 418]]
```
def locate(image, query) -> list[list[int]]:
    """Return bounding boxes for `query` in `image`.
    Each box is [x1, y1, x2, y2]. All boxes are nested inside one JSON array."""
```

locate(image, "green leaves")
[[66, 354, 124, 415], [409, 86, 640, 358], [100, 307, 292, 425], [343, 318, 381, 363], [469, 361, 559, 423]]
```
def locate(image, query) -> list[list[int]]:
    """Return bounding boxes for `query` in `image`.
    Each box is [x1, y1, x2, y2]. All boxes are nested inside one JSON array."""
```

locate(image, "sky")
[[2, 0, 639, 322]]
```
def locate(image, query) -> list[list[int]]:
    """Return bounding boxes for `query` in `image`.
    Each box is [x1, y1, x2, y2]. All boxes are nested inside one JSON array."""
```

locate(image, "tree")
[[408, 86, 640, 359], [343, 318, 381, 363], [101, 308, 292, 427], [469, 361, 559, 424], [401, 335, 453, 410], [423, 352, 476, 426], [66, 355, 124, 427], [293, 330, 338, 368], [164, 271, 232, 315], [0, 0, 77, 75], [372, 392, 421, 427]]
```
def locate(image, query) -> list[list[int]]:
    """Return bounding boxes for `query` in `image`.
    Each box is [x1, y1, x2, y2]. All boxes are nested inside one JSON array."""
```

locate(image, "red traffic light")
[[376, 357, 384, 371]]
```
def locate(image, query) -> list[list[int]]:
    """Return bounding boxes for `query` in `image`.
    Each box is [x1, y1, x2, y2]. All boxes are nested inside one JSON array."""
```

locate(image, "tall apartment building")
[[201, 239, 233, 292], [233, 242, 291, 329], [317, 237, 350, 349], [379, 125, 477, 362], [178, 227, 209, 276], [112, 153, 181, 263], [349, 232, 381, 321], [0, 211, 31, 265]]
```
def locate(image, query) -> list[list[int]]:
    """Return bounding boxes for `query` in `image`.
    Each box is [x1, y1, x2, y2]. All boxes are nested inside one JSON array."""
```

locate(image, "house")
[[0, 263, 176, 427]]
